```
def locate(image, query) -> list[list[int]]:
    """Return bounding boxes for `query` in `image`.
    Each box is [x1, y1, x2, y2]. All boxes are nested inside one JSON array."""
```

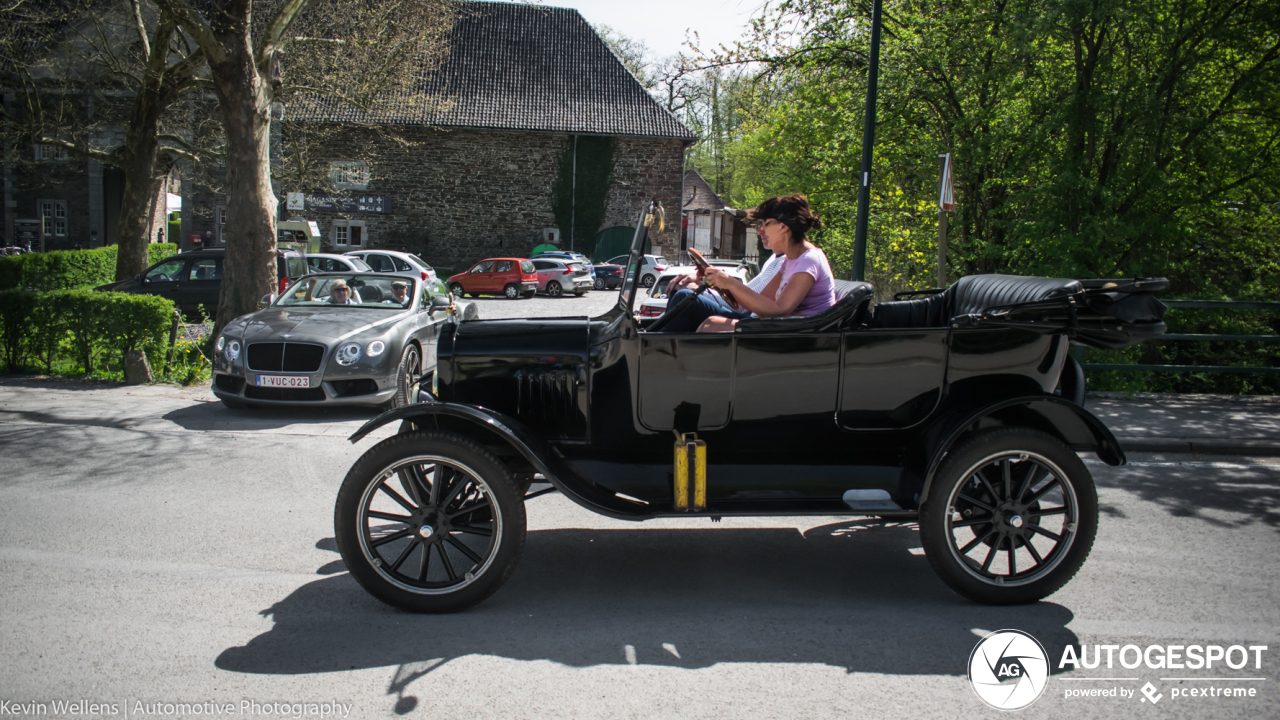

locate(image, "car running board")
[[842, 489, 903, 512]]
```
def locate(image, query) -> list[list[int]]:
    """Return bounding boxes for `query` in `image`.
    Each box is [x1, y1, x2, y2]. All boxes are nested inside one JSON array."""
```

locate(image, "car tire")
[[641, 274, 656, 288], [504, 284, 519, 299], [522, 291, 535, 299], [919, 427, 1098, 605], [547, 281, 563, 298], [449, 283, 464, 298], [593, 277, 605, 290], [334, 430, 526, 613], [574, 290, 584, 297], [392, 342, 422, 408], [220, 397, 248, 410]]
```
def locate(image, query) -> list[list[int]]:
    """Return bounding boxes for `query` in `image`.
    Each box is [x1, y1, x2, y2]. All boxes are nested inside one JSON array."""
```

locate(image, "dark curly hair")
[[748, 194, 823, 246]]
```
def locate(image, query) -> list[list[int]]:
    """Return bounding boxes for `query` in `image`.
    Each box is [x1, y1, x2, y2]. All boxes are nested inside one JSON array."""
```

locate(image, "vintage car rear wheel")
[[392, 343, 422, 408], [504, 284, 519, 299], [920, 428, 1097, 605], [335, 431, 526, 613]]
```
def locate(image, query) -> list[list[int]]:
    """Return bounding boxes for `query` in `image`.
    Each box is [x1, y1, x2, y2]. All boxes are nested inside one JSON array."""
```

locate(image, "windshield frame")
[[276, 272, 418, 309], [616, 204, 653, 315]]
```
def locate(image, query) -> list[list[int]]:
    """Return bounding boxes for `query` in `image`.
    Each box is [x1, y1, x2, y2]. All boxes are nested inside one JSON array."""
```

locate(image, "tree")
[[154, 0, 456, 330], [1, 0, 218, 280]]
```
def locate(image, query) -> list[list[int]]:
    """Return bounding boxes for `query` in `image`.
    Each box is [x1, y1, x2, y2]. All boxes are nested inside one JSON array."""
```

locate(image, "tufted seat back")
[[736, 279, 873, 333], [870, 274, 1083, 329]]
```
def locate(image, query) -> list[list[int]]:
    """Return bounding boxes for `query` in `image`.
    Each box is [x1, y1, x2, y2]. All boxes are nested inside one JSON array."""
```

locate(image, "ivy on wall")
[[551, 136, 615, 257]]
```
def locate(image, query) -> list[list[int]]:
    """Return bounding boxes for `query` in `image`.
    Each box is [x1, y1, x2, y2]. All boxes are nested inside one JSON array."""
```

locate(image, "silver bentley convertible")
[[211, 274, 477, 409]]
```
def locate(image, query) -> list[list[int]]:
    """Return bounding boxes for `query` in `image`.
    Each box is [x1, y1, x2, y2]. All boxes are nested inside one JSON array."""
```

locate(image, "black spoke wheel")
[[547, 281, 563, 297], [920, 428, 1097, 605], [392, 343, 421, 408], [504, 284, 519, 299], [335, 431, 526, 613]]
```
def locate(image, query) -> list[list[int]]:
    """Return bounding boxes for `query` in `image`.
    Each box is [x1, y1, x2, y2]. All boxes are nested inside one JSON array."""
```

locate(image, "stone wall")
[[275, 126, 689, 270]]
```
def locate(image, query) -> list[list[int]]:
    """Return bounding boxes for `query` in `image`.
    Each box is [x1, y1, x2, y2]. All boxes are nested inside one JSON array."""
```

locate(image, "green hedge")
[[0, 244, 178, 292], [0, 288, 176, 375]]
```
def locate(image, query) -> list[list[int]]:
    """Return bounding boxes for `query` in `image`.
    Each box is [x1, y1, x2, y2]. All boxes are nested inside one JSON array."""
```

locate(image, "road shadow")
[[1094, 462, 1280, 530], [217, 520, 1079, 689], [162, 401, 379, 432]]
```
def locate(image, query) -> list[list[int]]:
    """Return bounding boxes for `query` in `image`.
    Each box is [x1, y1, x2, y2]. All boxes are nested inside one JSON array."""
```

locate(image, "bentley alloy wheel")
[[335, 431, 526, 612], [392, 343, 421, 408], [920, 428, 1097, 605]]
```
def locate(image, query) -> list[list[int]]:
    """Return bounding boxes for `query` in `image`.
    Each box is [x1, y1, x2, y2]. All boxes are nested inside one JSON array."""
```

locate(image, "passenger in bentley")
[[385, 280, 410, 306], [659, 194, 836, 332]]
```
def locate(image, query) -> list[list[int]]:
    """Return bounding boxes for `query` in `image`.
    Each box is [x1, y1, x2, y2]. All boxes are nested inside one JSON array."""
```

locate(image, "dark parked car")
[[334, 206, 1168, 613], [95, 248, 309, 317], [591, 263, 625, 290], [447, 258, 538, 299]]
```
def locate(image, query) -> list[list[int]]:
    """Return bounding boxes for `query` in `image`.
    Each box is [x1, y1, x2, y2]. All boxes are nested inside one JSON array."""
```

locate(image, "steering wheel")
[[147, 273, 170, 283]]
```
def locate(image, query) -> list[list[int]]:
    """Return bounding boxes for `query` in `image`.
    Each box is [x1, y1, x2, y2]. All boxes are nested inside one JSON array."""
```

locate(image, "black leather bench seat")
[[870, 274, 1082, 329], [735, 279, 873, 333]]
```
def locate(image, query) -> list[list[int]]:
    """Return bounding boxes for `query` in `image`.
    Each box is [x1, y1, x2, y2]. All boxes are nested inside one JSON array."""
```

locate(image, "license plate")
[[256, 375, 311, 388]]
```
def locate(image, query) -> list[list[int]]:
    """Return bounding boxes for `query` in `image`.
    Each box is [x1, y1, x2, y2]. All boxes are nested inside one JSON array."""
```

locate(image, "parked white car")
[[306, 253, 371, 273], [345, 249, 438, 283], [606, 253, 668, 288], [634, 265, 752, 318]]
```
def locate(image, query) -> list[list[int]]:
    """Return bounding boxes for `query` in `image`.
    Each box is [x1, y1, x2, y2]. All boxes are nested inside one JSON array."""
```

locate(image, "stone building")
[[6, 1, 696, 267], [238, 0, 694, 270], [682, 169, 755, 263]]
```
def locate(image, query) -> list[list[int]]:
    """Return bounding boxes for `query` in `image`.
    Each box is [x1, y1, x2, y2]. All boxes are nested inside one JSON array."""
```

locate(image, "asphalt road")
[[1, 292, 1277, 719]]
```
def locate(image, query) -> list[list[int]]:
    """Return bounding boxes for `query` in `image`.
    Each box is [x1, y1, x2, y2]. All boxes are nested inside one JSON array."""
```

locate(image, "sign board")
[[938, 153, 955, 212], [13, 219, 41, 251], [286, 192, 305, 211], [304, 194, 393, 214]]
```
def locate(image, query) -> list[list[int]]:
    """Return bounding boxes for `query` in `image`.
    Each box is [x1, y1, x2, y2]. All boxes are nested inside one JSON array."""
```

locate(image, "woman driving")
[[659, 194, 835, 332]]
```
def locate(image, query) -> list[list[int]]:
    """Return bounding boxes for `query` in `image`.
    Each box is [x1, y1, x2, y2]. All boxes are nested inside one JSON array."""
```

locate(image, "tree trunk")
[[114, 105, 165, 280], [209, 41, 278, 332]]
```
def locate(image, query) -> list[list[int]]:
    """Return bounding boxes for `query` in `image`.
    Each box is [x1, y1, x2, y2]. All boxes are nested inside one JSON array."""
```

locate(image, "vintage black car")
[[334, 208, 1167, 613]]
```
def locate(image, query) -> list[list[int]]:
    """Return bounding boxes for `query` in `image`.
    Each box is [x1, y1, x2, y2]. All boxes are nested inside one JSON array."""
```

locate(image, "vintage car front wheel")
[[919, 428, 1098, 605], [335, 431, 526, 613]]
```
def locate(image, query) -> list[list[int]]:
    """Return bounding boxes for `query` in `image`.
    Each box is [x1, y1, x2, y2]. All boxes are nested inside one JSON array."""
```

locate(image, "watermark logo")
[[968, 630, 1050, 711], [1141, 682, 1163, 704]]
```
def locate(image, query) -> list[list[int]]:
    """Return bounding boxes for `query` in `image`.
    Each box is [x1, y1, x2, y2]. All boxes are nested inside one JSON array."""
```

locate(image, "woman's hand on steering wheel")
[[703, 266, 732, 289]]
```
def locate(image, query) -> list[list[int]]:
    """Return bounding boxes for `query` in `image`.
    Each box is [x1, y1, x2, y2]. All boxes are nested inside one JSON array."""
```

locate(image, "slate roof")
[[291, 1, 695, 140], [683, 170, 726, 210]]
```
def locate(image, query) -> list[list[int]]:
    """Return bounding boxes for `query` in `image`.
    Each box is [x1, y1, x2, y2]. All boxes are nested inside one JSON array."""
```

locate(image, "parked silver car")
[[307, 253, 371, 273], [345, 249, 438, 282], [211, 274, 476, 409], [530, 258, 593, 297]]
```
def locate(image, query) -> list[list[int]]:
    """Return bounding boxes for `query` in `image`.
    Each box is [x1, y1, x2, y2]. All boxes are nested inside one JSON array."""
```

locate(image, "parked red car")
[[448, 258, 539, 299]]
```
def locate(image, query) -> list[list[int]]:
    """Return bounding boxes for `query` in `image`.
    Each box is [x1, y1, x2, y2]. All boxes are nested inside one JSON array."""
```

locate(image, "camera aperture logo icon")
[[968, 629, 1050, 711]]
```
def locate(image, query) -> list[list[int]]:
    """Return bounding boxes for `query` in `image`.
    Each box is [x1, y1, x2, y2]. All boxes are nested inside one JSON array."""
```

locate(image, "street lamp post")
[[851, 0, 884, 282]]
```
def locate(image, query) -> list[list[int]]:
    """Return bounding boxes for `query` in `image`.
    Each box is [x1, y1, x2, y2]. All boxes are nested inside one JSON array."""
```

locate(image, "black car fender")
[[349, 401, 653, 521], [916, 395, 1125, 502]]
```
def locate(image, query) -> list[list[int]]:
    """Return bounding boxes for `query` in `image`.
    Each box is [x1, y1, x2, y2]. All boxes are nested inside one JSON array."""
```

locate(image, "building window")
[[329, 161, 369, 190], [216, 205, 227, 244], [331, 220, 366, 248], [39, 200, 67, 237], [35, 144, 68, 162]]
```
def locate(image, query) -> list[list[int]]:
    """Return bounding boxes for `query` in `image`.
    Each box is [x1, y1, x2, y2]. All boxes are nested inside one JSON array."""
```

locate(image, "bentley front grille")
[[247, 342, 325, 372]]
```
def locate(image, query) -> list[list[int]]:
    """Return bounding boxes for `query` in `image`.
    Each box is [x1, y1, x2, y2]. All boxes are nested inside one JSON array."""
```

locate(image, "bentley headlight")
[[225, 339, 241, 361], [366, 340, 386, 357], [216, 336, 225, 352], [336, 342, 362, 366]]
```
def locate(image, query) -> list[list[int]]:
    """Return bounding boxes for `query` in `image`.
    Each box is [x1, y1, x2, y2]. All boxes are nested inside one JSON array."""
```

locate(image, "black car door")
[[141, 257, 189, 306], [179, 256, 222, 316]]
